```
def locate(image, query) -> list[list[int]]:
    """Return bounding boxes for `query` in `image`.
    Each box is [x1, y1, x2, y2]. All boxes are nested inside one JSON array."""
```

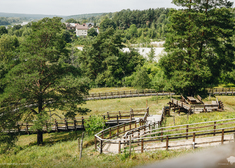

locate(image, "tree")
[[88, 28, 98, 37], [65, 18, 80, 23], [160, 0, 234, 96], [99, 18, 116, 32], [0, 17, 90, 148], [132, 66, 151, 89], [0, 26, 8, 36], [79, 28, 144, 86], [0, 34, 19, 94]]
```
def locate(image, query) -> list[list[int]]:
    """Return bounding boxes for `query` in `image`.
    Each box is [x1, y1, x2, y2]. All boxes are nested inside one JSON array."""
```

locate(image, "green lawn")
[[1, 95, 235, 168]]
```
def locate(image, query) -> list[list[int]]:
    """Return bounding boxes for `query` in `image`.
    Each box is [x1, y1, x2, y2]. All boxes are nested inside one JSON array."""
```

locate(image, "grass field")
[[1, 95, 235, 167]]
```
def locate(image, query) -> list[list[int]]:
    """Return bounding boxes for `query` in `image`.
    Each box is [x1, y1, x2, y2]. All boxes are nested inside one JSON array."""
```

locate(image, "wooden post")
[[100, 140, 103, 154], [166, 136, 168, 150], [129, 122, 131, 130], [55, 119, 58, 132], [65, 119, 68, 130], [130, 109, 132, 121], [141, 138, 144, 153], [119, 140, 121, 154], [82, 117, 84, 129], [74, 119, 77, 130], [135, 121, 137, 128], [186, 125, 188, 140], [221, 129, 224, 144], [109, 128, 111, 137], [80, 132, 84, 159], [129, 136, 131, 157], [214, 122, 216, 136], [193, 132, 195, 143], [117, 115, 119, 125], [117, 125, 119, 135], [107, 112, 110, 120], [26, 122, 29, 134], [149, 124, 151, 134], [95, 136, 97, 150]]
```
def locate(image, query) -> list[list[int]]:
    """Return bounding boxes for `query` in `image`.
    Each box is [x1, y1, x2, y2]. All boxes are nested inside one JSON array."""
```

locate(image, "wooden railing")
[[85, 89, 174, 100], [6, 108, 149, 134], [95, 112, 235, 154], [95, 107, 165, 154]]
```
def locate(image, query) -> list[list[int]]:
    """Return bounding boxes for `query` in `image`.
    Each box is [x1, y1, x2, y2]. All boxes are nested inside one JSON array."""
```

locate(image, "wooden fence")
[[170, 98, 222, 113], [7, 108, 149, 134], [85, 89, 174, 100], [95, 107, 166, 154], [95, 116, 235, 154], [85, 88, 235, 101]]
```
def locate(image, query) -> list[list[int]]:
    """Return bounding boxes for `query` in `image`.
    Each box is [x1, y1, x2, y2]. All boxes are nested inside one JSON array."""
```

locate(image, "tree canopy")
[[0, 17, 90, 148], [160, 0, 235, 96]]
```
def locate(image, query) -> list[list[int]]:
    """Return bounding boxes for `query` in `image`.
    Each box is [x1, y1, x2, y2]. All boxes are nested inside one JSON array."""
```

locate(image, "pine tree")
[[160, 0, 235, 96], [0, 17, 90, 148]]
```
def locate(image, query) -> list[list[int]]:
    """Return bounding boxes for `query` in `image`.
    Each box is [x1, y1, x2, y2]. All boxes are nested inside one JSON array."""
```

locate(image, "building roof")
[[76, 23, 89, 30]]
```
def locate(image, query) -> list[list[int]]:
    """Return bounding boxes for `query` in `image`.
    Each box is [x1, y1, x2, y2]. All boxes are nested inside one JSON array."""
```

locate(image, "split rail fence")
[[95, 116, 235, 154], [6, 108, 149, 134]]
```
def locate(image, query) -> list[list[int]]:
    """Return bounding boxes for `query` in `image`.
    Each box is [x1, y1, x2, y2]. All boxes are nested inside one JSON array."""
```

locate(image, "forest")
[[0, 1, 235, 152]]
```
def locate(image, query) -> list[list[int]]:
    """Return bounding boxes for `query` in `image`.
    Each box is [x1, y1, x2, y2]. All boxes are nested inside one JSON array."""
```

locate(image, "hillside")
[[0, 12, 65, 20]]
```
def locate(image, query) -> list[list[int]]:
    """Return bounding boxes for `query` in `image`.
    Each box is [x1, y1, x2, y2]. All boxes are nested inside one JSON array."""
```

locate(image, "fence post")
[[26, 122, 29, 134], [107, 112, 110, 120], [65, 119, 68, 130], [214, 122, 216, 136], [135, 121, 137, 128], [221, 129, 224, 144], [78, 138, 80, 154], [109, 128, 111, 137], [74, 119, 77, 131], [141, 138, 144, 153], [130, 109, 132, 121], [55, 119, 58, 132], [117, 115, 119, 125], [193, 132, 195, 143], [129, 136, 131, 157], [80, 132, 84, 159], [82, 117, 84, 129], [166, 136, 168, 150], [119, 140, 121, 154], [186, 125, 188, 140], [100, 140, 103, 154], [95, 136, 97, 150], [117, 125, 119, 135]]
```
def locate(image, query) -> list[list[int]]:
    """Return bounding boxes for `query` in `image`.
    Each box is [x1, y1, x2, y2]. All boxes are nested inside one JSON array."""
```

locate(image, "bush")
[[84, 115, 105, 135]]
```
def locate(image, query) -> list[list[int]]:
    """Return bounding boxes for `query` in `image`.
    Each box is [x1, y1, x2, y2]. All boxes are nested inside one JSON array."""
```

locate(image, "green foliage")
[[160, 1, 235, 96], [65, 18, 80, 23], [0, 26, 7, 35], [0, 17, 90, 145], [100, 18, 116, 32], [84, 115, 105, 135], [131, 66, 151, 89], [79, 28, 144, 86], [87, 28, 98, 37]]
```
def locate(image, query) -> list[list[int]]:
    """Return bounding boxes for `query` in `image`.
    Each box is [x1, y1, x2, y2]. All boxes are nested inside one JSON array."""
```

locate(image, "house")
[[65, 23, 79, 30], [76, 23, 89, 37]]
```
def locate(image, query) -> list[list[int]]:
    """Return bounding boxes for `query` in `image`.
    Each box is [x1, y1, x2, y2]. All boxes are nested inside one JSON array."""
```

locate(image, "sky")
[[0, 0, 177, 16]]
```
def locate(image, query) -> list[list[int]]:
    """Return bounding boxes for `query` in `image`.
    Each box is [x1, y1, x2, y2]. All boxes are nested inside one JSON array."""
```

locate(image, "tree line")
[[0, 1, 235, 149]]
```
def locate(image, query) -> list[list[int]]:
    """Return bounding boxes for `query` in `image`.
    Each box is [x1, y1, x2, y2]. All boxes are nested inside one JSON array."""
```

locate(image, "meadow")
[[1, 93, 235, 168]]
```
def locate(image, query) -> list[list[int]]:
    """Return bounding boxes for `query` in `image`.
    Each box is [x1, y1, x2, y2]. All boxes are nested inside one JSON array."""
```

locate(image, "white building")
[[76, 24, 89, 37]]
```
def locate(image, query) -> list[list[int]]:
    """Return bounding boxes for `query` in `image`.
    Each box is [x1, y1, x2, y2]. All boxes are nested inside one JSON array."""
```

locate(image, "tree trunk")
[[37, 130, 43, 145]]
